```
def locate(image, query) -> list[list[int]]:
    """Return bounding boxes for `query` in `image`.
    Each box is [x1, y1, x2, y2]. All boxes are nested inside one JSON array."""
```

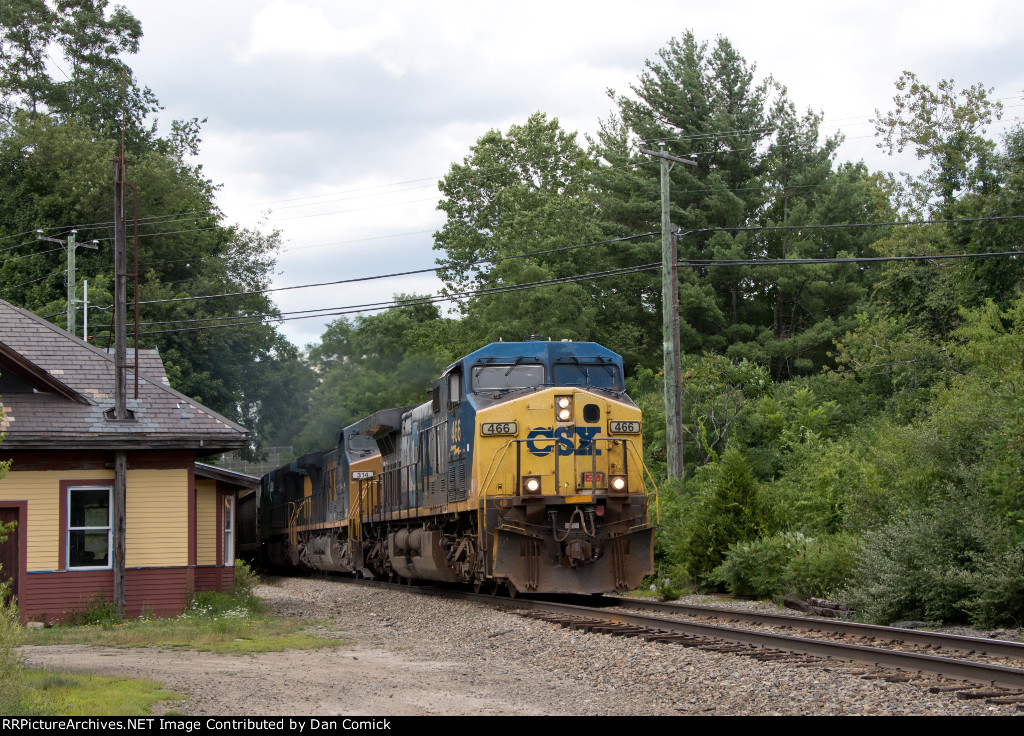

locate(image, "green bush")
[[0, 597, 25, 716], [966, 540, 1024, 628], [844, 504, 1024, 626], [678, 449, 770, 589], [782, 533, 860, 600], [711, 533, 800, 598], [712, 532, 860, 600], [233, 558, 260, 600], [66, 593, 119, 627]]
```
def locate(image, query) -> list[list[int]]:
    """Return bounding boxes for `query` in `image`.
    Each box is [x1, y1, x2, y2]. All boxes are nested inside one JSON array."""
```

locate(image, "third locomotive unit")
[[249, 340, 658, 595]]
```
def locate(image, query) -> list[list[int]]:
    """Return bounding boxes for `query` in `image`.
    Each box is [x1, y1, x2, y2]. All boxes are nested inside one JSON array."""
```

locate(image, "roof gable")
[[0, 341, 92, 404], [0, 299, 247, 451]]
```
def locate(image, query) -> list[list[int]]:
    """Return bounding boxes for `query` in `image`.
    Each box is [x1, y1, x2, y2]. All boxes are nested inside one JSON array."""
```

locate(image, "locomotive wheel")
[[472, 578, 483, 594], [506, 581, 518, 599], [488, 580, 500, 596]]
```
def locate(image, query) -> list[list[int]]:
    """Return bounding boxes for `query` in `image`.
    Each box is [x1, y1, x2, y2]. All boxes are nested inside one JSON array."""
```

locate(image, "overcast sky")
[[121, 0, 1024, 348]]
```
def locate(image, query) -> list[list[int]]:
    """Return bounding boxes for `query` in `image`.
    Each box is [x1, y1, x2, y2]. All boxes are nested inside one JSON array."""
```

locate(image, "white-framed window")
[[68, 486, 112, 569], [222, 494, 235, 566]]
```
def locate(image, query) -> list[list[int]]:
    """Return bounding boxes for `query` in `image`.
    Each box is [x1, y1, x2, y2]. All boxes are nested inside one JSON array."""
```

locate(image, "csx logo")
[[526, 427, 602, 457]]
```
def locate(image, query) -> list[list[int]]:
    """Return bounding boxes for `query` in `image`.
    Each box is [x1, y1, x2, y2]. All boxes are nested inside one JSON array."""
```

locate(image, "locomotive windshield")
[[346, 432, 377, 454], [471, 362, 545, 392], [553, 361, 622, 390]]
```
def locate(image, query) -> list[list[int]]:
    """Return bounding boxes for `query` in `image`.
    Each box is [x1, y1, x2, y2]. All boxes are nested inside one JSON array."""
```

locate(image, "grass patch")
[[13, 669, 177, 716], [23, 611, 345, 655], [23, 587, 348, 655]]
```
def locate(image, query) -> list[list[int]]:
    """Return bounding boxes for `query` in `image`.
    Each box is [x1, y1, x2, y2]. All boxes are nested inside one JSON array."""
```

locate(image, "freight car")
[[248, 340, 658, 595]]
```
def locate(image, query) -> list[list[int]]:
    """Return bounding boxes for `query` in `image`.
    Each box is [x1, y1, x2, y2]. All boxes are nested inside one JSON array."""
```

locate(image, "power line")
[[132, 242, 1024, 337], [135, 214, 1024, 308], [134, 231, 660, 307], [0, 246, 64, 265], [7, 127, 846, 239], [136, 262, 663, 336]]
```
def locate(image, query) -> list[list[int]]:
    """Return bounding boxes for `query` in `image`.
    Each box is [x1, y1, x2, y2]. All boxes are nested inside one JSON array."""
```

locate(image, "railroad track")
[[311, 574, 1024, 710], [603, 595, 1024, 663], [488, 595, 1024, 709]]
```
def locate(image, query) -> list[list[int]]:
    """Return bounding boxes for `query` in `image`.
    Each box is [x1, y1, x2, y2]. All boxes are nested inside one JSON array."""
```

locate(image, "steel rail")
[[475, 596, 1024, 690], [282, 575, 1024, 689], [605, 597, 1024, 661]]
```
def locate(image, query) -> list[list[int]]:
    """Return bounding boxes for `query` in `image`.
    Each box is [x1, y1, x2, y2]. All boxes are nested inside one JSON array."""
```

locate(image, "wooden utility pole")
[[66, 230, 76, 333], [639, 144, 696, 481], [113, 152, 128, 619], [36, 230, 96, 338]]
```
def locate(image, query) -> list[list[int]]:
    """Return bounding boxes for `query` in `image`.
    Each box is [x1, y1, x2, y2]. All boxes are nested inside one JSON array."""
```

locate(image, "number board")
[[608, 420, 641, 434], [481, 422, 517, 436], [351, 471, 374, 480]]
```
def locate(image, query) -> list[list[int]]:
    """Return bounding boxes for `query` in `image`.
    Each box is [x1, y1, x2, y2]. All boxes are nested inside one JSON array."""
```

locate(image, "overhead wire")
[[124, 214, 1024, 335], [136, 262, 663, 336], [134, 231, 660, 306], [133, 244, 1024, 336]]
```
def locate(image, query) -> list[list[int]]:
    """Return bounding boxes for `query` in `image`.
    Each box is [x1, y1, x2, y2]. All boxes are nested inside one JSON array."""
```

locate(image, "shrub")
[[964, 535, 1024, 629], [782, 533, 860, 600], [233, 558, 260, 600], [711, 533, 799, 598], [844, 504, 1024, 626], [679, 448, 769, 589], [67, 593, 119, 627], [712, 532, 861, 600], [0, 596, 25, 716]]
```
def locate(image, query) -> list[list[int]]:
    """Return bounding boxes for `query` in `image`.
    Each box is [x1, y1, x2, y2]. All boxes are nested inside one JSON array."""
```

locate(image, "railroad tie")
[[956, 689, 1024, 701], [985, 695, 1024, 705], [928, 684, 980, 693]]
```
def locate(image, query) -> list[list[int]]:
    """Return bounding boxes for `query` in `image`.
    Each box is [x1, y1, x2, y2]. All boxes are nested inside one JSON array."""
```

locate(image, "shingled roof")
[[0, 299, 247, 452]]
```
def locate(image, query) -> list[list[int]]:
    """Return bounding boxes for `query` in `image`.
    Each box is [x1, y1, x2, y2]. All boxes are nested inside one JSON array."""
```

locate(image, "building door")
[[0, 507, 18, 604]]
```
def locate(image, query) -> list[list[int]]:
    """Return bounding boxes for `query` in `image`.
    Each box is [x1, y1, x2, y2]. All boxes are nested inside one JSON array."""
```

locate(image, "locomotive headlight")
[[610, 475, 627, 492], [522, 476, 542, 494], [555, 395, 572, 422]]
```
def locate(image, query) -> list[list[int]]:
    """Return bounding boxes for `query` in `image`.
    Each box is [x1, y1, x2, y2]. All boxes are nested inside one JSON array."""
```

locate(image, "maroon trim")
[[215, 486, 223, 567], [188, 463, 196, 566], [0, 450, 196, 471], [58, 479, 112, 573], [193, 564, 234, 593], [19, 566, 208, 623], [0, 500, 27, 610]]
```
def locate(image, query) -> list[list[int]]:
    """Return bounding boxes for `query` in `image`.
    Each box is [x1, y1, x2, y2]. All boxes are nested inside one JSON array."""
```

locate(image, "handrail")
[[479, 439, 516, 497], [625, 439, 660, 526], [286, 498, 310, 547]]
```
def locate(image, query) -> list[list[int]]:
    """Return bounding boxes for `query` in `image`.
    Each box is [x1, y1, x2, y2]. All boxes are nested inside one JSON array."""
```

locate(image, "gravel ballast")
[[19, 575, 1023, 716]]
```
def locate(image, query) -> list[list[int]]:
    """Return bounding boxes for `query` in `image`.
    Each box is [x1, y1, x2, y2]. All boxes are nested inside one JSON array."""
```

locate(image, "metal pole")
[[83, 280, 88, 342]]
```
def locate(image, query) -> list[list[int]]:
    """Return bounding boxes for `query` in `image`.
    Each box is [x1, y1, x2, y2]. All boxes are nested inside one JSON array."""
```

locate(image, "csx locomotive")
[[248, 340, 657, 595]]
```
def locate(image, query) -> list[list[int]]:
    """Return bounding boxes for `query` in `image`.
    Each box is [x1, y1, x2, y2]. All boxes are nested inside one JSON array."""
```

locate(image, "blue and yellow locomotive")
[[252, 340, 657, 595]]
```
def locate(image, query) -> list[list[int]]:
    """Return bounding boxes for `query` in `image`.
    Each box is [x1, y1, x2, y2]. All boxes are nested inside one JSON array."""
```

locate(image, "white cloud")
[[236, 2, 406, 72]]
